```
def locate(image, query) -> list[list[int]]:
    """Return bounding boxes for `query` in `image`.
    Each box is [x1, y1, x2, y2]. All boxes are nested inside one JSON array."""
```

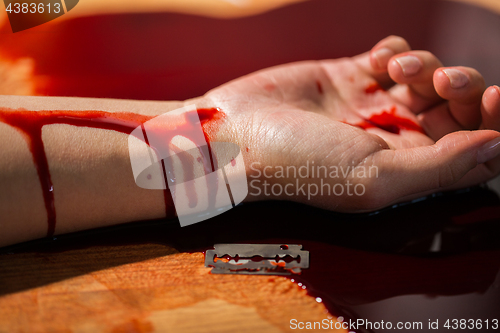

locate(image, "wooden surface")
[[0, 243, 341, 332]]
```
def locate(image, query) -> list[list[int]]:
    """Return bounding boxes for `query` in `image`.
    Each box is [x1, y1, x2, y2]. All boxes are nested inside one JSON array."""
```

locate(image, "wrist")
[[181, 96, 265, 204]]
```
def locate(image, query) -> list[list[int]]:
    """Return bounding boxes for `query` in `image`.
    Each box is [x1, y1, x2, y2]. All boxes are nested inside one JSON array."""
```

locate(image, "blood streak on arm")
[[0, 107, 225, 236]]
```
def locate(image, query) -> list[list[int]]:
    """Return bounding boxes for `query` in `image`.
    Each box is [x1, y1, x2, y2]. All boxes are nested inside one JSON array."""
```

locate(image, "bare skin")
[[1, 36, 500, 247], [208, 36, 500, 210]]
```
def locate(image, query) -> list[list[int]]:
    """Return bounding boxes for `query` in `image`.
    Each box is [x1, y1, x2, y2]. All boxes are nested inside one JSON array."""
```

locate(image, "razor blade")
[[205, 244, 309, 275]]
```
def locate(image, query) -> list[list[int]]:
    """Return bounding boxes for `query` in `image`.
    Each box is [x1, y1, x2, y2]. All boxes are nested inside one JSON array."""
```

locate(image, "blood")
[[203, 238, 500, 329], [364, 82, 384, 94], [0, 107, 225, 236], [316, 80, 323, 95], [349, 106, 424, 134], [3, 183, 499, 330], [196, 108, 225, 172], [282, 242, 500, 333]]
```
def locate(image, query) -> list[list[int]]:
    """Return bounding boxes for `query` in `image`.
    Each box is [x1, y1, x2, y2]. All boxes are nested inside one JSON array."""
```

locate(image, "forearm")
[[0, 95, 217, 246]]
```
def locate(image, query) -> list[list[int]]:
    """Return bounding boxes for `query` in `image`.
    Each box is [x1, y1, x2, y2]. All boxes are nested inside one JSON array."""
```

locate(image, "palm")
[[209, 54, 434, 150], [204, 37, 500, 212]]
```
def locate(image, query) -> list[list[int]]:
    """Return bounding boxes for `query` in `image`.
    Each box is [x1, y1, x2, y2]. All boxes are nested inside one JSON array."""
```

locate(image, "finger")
[[417, 103, 462, 141], [480, 85, 500, 130], [433, 66, 486, 129], [354, 35, 411, 87], [386, 51, 443, 113], [370, 35, 412, 73], [365, 130, 500, 210]]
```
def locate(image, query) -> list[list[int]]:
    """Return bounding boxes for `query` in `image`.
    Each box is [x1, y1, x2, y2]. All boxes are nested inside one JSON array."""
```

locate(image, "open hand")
[[204, 36, 500, 212]]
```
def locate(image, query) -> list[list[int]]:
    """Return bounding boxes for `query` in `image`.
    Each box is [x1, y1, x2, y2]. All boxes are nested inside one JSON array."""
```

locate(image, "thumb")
[[367, 130, 500, 208]]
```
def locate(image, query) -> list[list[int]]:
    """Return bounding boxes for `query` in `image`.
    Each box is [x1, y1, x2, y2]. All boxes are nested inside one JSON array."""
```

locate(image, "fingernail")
[[494, 85, 500, 97], [372, 48, 394, 68], [477, 137, 500, 164], [442, 68, 469, 89], [395, 55, 422, 77]]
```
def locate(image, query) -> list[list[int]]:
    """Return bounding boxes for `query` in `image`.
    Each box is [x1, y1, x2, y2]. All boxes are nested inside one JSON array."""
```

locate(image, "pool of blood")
[[0, 0, 439, 101], [2, 186, 500, 332], [0, 107, 225, 236], [196, 190, 500, 331]]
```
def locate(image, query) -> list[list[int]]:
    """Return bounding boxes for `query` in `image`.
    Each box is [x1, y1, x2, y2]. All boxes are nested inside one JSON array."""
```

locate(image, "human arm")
[[1, 36, 500, 247]]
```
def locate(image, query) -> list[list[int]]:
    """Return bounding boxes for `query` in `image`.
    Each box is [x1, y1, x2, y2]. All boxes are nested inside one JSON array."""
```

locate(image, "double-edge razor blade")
[[205, 244, 309, 275]]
